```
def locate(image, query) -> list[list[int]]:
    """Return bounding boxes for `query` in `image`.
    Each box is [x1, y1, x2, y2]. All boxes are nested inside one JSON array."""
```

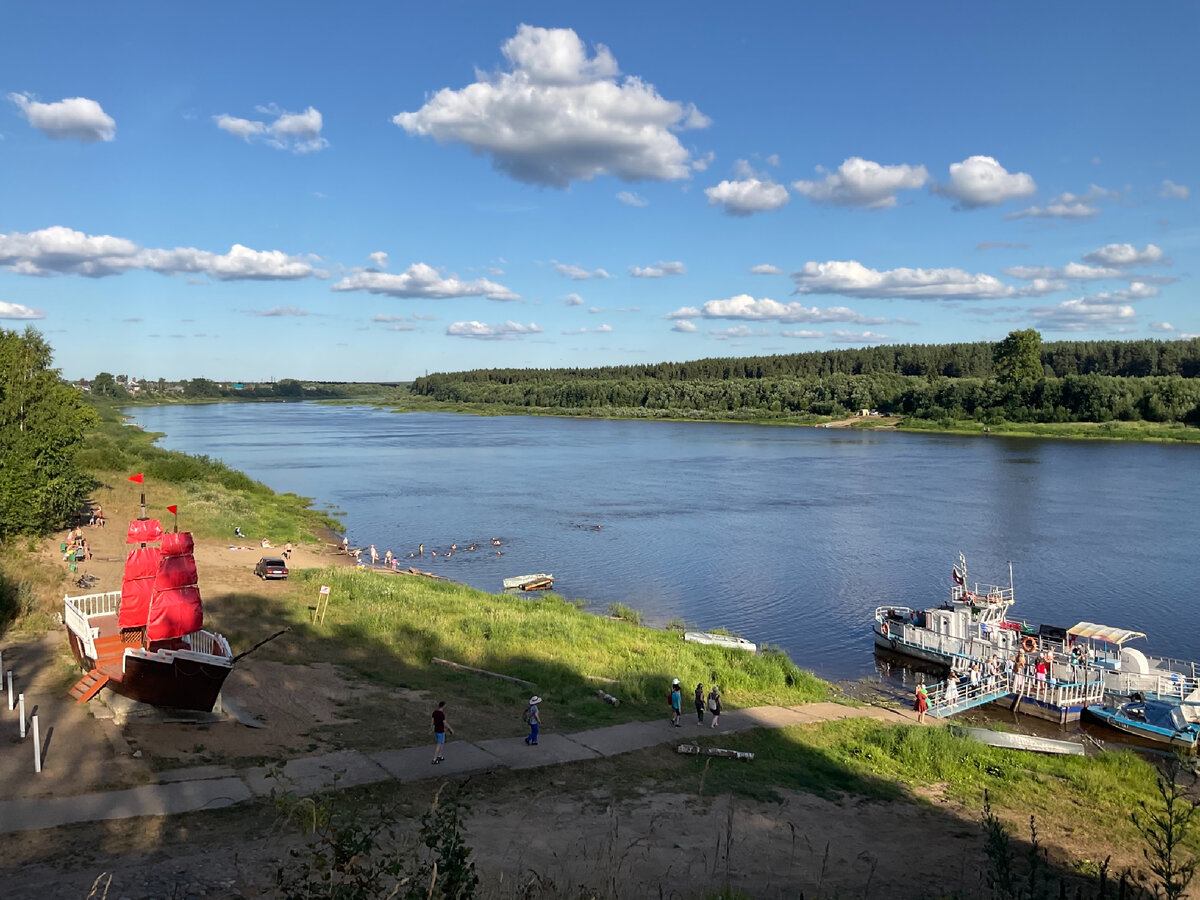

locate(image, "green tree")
[[0, 328, 98, 537], [993, 329, 1044, 385], [183, 377, 222, 398], [91, 371, 127, 398]]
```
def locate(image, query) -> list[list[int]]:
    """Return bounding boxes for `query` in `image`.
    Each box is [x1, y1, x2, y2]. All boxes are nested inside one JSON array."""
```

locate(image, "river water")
[[127, 403, 1199, 681]]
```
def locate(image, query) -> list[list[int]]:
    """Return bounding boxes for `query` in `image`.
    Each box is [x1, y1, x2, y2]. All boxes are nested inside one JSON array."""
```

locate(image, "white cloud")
[[1160, 180, 1190, 200], [369, 251, 389, 269], [384, 323, 417, 332], [780, 330, 823, 339], [1081, 243, 1168, 267], [1005, 202, 1098, 220], [666, 294, 886, 325], [588, 306, 603, 314], [629, 260, 685, 278], [1003, 262, 1121, 281], [562, 293, 585, 306], [446, 320, 543, 340], [214, 104, 329, 153], [332, 263, 519, 300], [691, 151, 715, 172], [750, 264, 782, 275], [393, 24, 708, 188], [1149, 322, 1175, 332], [710, 325, 769, 340], [792, 157, 928, 210], [830, 330, 890, 343], [255, 306, 309, 317], [0, 225, 324, 281], [765, 154, 780, 167], [372, 314, 410, 323], [705, 178, 789, 216], [562, 323, 613, 335], [554, 262, 611, 280], [616, 191, 647, 207], [9, 93, 115, 142], [671, 320, 697, 333], [0, 301, 44, 319], [1029, 298, 1137, 332], [932, 155, 1036, 209], [791, 259, 1060, 301]]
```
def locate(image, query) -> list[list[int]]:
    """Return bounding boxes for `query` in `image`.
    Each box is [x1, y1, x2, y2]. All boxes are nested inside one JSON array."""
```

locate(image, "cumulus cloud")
[[629, 260, 685, 278], [830, 330, 889, 343], [671, 320, 697, 333], [369, 251, 389, 269], [932, 155, 1036, 209], [790, 259, 1060, 301], [1003, 262, 1122, 281], [781, 329, 823, 339], [616, 191, 647, 207], [750, 264, 782, 275], [372, 314, 410, 323], [0, 226, 324, 281], [1005, 185, 1120, 220], [1082, 243, 1168, 267], [1029, 297, 1137, 332], [0, 301, 44, 319], [710, 325, 769, 340], [446, 320, 543, 340], [666, 294, 886, 325], [554, 262, 611, 280], [691, 151, 715, 172], [332, 263, 519, 300], [393, 24, 708, 188], [214, 104, 329, 153], [792, 157, 928, 210], [9, 93, 115, 141], [254, 306, 310, 317], [1149, 321, 1174, 332], [977, 241, 1030, 251], [1160, 180, 1190, 200], [562, 293, 585, 306], [562, 323, 613, 334], [705, 177, 788, 216]]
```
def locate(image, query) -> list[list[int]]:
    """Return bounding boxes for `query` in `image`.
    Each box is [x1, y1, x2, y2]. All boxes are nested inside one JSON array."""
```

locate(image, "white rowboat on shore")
[[684, 631, 757, 653]]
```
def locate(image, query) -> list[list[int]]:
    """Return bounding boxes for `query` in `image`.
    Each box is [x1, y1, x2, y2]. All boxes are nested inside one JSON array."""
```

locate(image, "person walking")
[[431, 700, 453, 764], [707, 685, 722, 728], [669, 678, 682, 727], [523, 695, 541, 745], [694, 682, 706, 724], [914, 682, 929, 724]]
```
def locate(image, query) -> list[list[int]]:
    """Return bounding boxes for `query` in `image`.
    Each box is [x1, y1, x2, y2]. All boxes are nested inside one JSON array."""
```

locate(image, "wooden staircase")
[[68, 669, 110, 703]]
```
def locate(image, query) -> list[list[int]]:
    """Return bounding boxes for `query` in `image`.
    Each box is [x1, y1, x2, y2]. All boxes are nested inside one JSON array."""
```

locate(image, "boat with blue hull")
[[1086, 697, 1200, 751]]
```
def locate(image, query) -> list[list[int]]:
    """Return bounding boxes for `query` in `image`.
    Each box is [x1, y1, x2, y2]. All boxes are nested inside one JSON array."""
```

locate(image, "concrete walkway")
[[0, 701, 918, 835]]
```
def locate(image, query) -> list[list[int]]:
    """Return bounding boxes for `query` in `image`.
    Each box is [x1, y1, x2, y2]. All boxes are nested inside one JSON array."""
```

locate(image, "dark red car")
[[254, 556, 289, 580]]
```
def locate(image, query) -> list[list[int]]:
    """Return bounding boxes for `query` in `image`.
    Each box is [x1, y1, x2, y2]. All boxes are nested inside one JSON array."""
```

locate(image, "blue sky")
[[1, 2, 1196, 382]]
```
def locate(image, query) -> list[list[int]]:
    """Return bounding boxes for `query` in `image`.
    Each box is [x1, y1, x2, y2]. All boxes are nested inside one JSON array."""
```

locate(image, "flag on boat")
[[167, 505, 178, 515], [952, 567, 964, 586], [128, 473, 144, 484]]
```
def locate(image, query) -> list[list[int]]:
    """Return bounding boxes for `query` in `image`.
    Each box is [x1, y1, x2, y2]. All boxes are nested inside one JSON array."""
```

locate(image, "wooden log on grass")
[[596, 689, 620, 706], [584, 674, 619, 685], [431, 657, 536, 690], [676, 744, 755, 761]]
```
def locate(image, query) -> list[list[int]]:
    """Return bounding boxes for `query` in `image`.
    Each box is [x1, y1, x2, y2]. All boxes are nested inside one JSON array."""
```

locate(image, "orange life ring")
[[1021, 636, 1037, 653]]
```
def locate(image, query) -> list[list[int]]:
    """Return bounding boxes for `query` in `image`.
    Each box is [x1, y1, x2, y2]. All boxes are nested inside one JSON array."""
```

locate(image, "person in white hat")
[[668, 678, 682, 727], [523, 695, 542, 745]]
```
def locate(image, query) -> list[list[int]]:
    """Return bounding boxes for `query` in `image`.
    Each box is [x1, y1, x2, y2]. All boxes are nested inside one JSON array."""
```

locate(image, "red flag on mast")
[[167, 505, 178, 515], [128, 473, 144, 484]]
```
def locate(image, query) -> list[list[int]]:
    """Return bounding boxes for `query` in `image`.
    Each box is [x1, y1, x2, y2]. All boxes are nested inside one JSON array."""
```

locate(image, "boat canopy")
[[1068, 622, 1147, 645]]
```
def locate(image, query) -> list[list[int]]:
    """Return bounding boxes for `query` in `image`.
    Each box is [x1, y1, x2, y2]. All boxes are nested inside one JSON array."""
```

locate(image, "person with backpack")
[[668, 679, 682, 727], [523, 695, 542, 745], [707, 685, 722, 728]]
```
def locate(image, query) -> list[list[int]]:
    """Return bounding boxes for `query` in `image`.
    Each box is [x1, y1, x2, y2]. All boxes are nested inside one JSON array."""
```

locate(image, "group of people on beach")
[[668, 678, 722, 728], [63, 526, 92, 562]]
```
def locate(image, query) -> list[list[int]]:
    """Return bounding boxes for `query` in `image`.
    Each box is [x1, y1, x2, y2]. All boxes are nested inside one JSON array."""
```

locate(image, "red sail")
[[145, 532, 204, 641], [155, 554, 198, 589], [160, 531, 194, 557], [127, 519, 163, 544], [118, 547, 162, 629]]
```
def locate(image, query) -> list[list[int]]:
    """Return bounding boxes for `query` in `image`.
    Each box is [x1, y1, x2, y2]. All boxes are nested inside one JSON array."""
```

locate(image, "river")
[[126, 403, 1199, 681]]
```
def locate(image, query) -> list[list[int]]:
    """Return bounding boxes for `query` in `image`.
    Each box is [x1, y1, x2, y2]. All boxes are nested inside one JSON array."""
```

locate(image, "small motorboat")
[[683, 631, 757, 653], [1085, 696, 1200, 750], [503, 573, 554, 591]]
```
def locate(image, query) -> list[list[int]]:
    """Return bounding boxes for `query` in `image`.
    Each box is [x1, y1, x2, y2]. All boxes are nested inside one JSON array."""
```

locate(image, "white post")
[[32, 714, 41, 773], [18, 693, 25, 738], [6, 670, 12, 710]]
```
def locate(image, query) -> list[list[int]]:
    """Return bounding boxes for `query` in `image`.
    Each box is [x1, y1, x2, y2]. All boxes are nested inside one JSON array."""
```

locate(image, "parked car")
[[254, 556, 289, 580]]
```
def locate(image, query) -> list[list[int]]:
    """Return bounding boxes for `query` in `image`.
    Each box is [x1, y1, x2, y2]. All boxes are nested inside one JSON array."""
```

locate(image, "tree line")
[[409, 333, 1200, 425]]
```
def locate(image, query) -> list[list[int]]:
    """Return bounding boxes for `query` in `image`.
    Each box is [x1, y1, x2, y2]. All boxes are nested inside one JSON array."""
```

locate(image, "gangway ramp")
[[927, 674, 1013, 718]]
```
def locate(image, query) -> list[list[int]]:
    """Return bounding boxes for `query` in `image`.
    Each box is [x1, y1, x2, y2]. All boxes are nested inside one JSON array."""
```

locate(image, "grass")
[[899, 416, 1200, 443]]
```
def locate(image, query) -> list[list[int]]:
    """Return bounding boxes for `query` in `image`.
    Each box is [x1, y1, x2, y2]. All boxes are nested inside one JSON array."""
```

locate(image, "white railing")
[[66, 590, 121, 618], [927, 672, 1105, 719], [183, 630, 233, 661], [1114, 672, 1200, 701], [1010, 673, 1105, 708]]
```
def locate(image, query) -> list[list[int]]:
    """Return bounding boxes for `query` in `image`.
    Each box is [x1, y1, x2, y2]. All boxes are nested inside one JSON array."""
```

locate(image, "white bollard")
[[6, 670, 12, 711], [18, 693, 25, 738], [32, 714, 41, 773]]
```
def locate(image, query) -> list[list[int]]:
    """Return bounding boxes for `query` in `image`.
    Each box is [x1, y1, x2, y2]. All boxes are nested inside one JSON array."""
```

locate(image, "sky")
[[1, 2, 1197, 382]]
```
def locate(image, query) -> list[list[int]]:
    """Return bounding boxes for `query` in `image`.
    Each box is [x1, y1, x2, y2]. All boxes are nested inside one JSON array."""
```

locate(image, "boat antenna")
[[1009, 560, 1014, 596]]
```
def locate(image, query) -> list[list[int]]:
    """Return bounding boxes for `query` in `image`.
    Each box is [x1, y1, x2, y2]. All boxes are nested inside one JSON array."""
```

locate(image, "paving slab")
[[156, 764, 238, 783], [475, 733, 601, 770], [719, 705, 815, 730], [0, 777, 252, 834], [570, 719, 699, 756], [242, 748, 390, 797], [370, 742, 504, 781]]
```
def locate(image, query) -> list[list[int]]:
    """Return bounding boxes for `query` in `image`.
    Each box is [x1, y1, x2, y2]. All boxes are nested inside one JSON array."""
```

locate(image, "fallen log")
[[584, 674, 619, 685], [431, 657, 536, 690], [676, 744, 755, 760], [596, 689, 620, 706]]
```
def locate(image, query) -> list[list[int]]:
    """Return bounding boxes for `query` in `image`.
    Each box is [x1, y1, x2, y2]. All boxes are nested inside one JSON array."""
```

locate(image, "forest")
[[409, 334, 1200, 426]]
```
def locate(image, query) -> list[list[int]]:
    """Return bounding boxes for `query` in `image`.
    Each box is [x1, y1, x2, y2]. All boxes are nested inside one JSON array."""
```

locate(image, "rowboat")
[[950, 725, 1085, 756], [503, 573, 554, 591], [683, 631, 757, 653]]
